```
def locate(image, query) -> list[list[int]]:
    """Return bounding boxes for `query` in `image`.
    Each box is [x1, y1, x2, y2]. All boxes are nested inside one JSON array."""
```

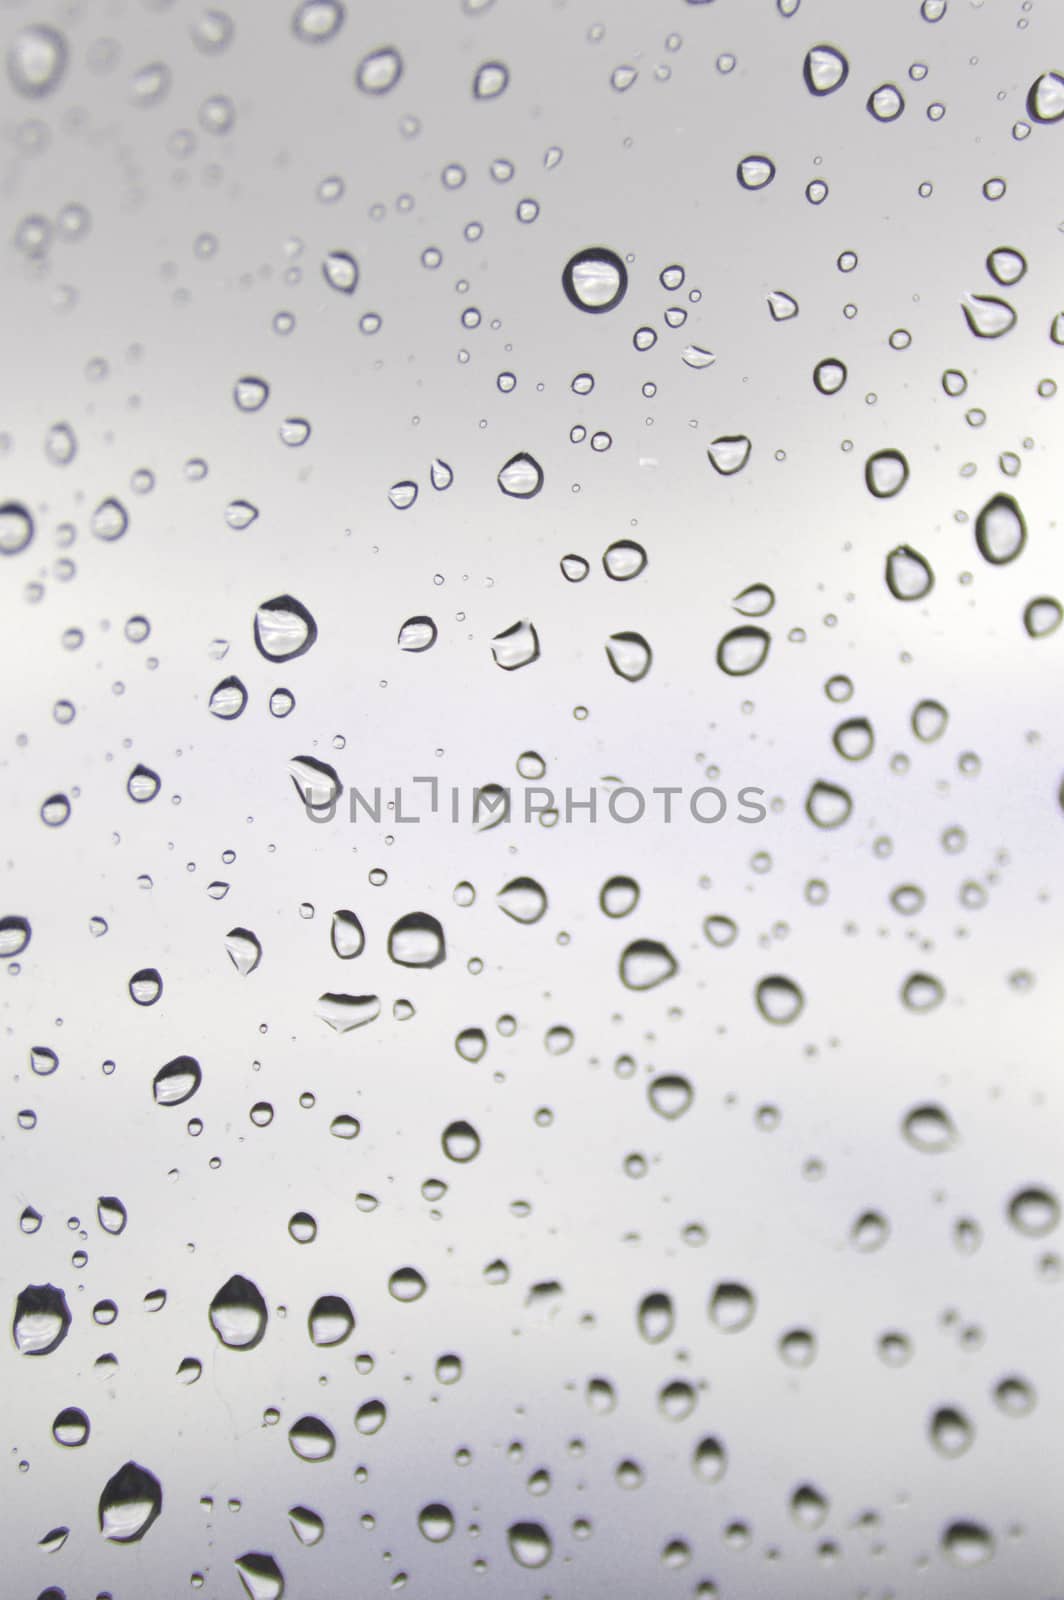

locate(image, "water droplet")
[[994, 1376, 1036, 1415], [865, 448, 909, 498], [901, 971, 944, 1012], [507, 1522, 553, 1568], [868, 82, 905, 121], [355, 1399, 386, 1434], [0, 915, 31, 956], [1023, 596, 1062, 637], [0, 502, 34, 555], [498, 877, 548, 923], [790, 1483, 829, 1527], [717, 625, 770, 675], [209, 1274, 268, 1349], [930, 1406, 973, 1457], [600, 876, 639, 917], [961, 292, 1016, 339], [473, 60, 508, 98], [254, 596, 318, 661], [209, 676, 248, 719], [442, 1120, 480, 1161], [307, 1294, 354, 1346], [902, 1102, 956, 1152], [693, 1436, 727, 1481], [225, 499, 259, 530], [292, 1, 345, 44], [737, 155, 775, 190], [1006, 1186, 1060, 1237], [885, 545, 934, 600], [497, 452, 544, 497], [356, 46, 402, 94], [316, 993, 381, 1032], [987, 246, 1027, 285], [637, 1292, 675, 1343], [974, 493, 1026, 564], [707, 434, 752, 475], [606, 631, 652, 682], [92, 497, 129, 541], [1027, 70, 1064, 123], [153, 1055, 201, 1106], [561, 247, 628, 313], [53, 1406, 90, 1446], [767, 289, 799, 321], [235, 376, 269, 412], [491, 618, 540, 669], [129, 967, 162, 1005], [619, 939, 678, 990], [703, 914, 738, 947], [330, 911, 365, 959], [289, 756, 341, 813], [648, 1074, 693, 1119], [398, 615, 437, 651], [417, 1502, 455, 1541], [225, 927, 262, 975], [388, 912, 445, 968], [97, 1195, 127, 1235], [803, 44, 848, 95], [99, 1461, 162, 1542], [430, 457, 453, 490], [388, 479, 418, 510], [833, 717, 874, 759], [235, 1552, 286, 1599], [681, 344, 716, 369], [813, 358, 847, 394], [602, 539, 647, 580], [942, 1521, 993, 1567], [13, 1284, 71, 1355], [709, 1281, 756, 1331], [288, 1505, 325, 1544], [851, 1210, 890, 1251], [288, 1416, 335, 1461], [389, 1266, 427, 1302], [7, 24, 68, 98], [755, 974, 804, 1024]]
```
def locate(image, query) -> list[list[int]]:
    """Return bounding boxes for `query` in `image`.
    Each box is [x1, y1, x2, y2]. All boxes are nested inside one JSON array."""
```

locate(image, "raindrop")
[[868, 82, 905, 120], [398, 616, 437, 651], [498, 877, 548, 923], [1006, 1186, 1060, 1237], [315, 993, 381, 1032], [790, 1484, 829, 1527], [885, 545, 934, 601], [833, 717, 874, 759], [388, 912, 446, 968], [603, 539, 647, 579], [209, 1275, 268, 1349], [0, 503, 34, 555], [254, 596, 318, 661], [648, 1074, 693, 1119], [491, 618, 540, 669], [813, 358, 847, 394], [606, 631, 652, 682], [619, 939, 678, 990], [930, 1406, 973, 1457], [693, 1437, 727, 1481], [901, 971, 944, 1012], [419, 1502, 455, 1541], [13, 1284, 71, 1355], [289, 756, 341, 813], [767, 290, 799, 321], [637, 1292, 675, 1343], [902, 1103, 956, 1152], [709, 1281, 756, 1332], [92, 498, 129, 541], [600, 876, 639, 917], [707, 434, 752, 474], [153, 1056, 201, 1106], [717, 625, 770, 675], [912, 699, 948, 741], [942, 1521, 993, 1567], [961, 293, 1016, 339], [1023, 596, 1062, 637], [987, 246, 1027, 285], [308, 1295, 354, 1346], [99, 1461, 162, 1543], [129, 967, 162, 1005], [292, 1, 345, 44], [865, 449, 909, 498], [0, 915, 31, 956], [806, 781, 852, 828], [430, 458, 453, 490], [388, 480, 418, 510], [209, 676, 248, 719], [755, 974, 804, 1024], [389, 1266, 427, 1302], [442, 1120, 480, 1162], [235, 1552, 286, 1599], [289, 1506, 325, 1544], [473, 60, 508, 98], [561, 247, 628, 313], [803, 44, 848, 95], [974, 493, 1026, 565], [737, 156, 775, 190], [7, 24, 68, 97], [225, 928, 262, 975], [330, 911, 365, 959], [507, 1522, 553, 1568], [1026, 71, 1064, 123], [52, 1407, 90, 1446], [235, 377, 269, 412], [704, 914, 738, 947], [356, 46, 402, 94], [288, 1416, 335, 1462], [851, 1210, 890, 1251], [497, 452, 544, 497], [225, 500, 258, 530], [97, 1196, 127, 1235], [682, 344, 716, 369]]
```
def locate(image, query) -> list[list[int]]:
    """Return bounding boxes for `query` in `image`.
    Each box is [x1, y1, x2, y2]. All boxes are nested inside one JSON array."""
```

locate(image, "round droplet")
[[606, 631, 652, 682], [507, 1522, 552, 1569], [0, 502, 34, 555], [942, 1521, 993, 1567], [693, 1436, 727, 1481], [987, 246, 1027, 286], [813, 358, 847, 395], [902, 1103, 956, 1152], [806, 780, 852, 828], [235, 376, 269, 412], [602, 539, 647, 580], [442, 1120, 480, 1162], [930, 1406, 973, 1457], [473, 60, 508, 99], [703, 914, 738, 948], [388, 912, 445, 968], [901, 971, 944, 1013], [619, 939, 678, 990], [288, 1416, 335, 1461], [127, 764, 161, 802], [709, 1281, 756, 1332], [637, 1292, 675, 1344], [209, 1274, 268, 1350], [52, 1407, 90, 1447], [7, 25, 68, 98], [648, 1074, 693, 1119], [833, 717, 874, 760], [129, 967, 162, 1005], [707, 434, 752, 475], [1006, 1186, 1059, 1237], [209, 676, 248, 719], [419, 1502, 455, 1541], [388, 479, 417, 510], [308, 1294, 354, 1346], [497, 452, 544, 498], [755, 974, 804, 1024], [562, 247, 628, 313], [389, 1266, 427, 1302], [912, 699, 948, 741], [737, 155, 775, 190], [1027, 71, 1064, 123], [974, 493, 1026, 565], [865, 449, 909, 498], [600, 876, 639, 917], [1023, 596, 1062, 638], [292, 1, 345, 44], [498, 877, 548, 923], [868, 82, 905, 121], [254, 596, 318, 661], [355, 1399, 386, 1434]]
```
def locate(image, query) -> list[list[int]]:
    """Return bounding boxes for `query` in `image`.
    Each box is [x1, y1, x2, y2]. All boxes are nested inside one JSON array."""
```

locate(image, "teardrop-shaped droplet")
[[308, 1294, 354, 1346], [806, 780, 852, 829], [209, 676, 248, 719], [885, 545, 934, 600], [974, 493, 1026, 565], [491, 618, 540, 669], [637, 1292, 674, 1343], [127, 764, 161, 802], [355, 1398, 387, 1434], [7, 24, 68, 98], [755, 974, 804, 1024], [209, 1274, 268, 1349], [833, 717, 874, 760], [929, 1406, 974, 1457], [497, 452, 544, 497], [153, 1055, 201, 1106], [388, 479, 418, 510], [254, 596, 318, 661], [225, 927, 262, 975], [430, 457, 453, 490], [599, 875, 639, 917], [709, 1281, 756, 1332], [606, 631, 652, 682], [986, 246, 1027, 286], [1006, 1186, 1060, 1237], [767, 289, 799, 321], [961, 292, 1016, 339], [717, 625, 770, 675], [707, 434, 752, 475], [315, 993, 381, 1032], [619, 939, 678, 990], [13, 1284, 71, 1355], [732, 583, 774, 617], [235, 1552, 286, 1599], [225, 499, 259, 530], [398, 615, 437, 651], [497, 876, 548, 923], [912, 699, 948, 741], [865, 448, 909, 498], [97, 1196, 127, 1235], [473, 60, 508, 99], [289, 1505, 325, 1544], [388, 912, 446, 968], [289, 756, 341, 813], [98, 1461, 162, 1543], [288, 1416, 335, 1461], [803, 44, 848, 95], [562, 247, 627, 313], [330, 910, 365, 959]]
